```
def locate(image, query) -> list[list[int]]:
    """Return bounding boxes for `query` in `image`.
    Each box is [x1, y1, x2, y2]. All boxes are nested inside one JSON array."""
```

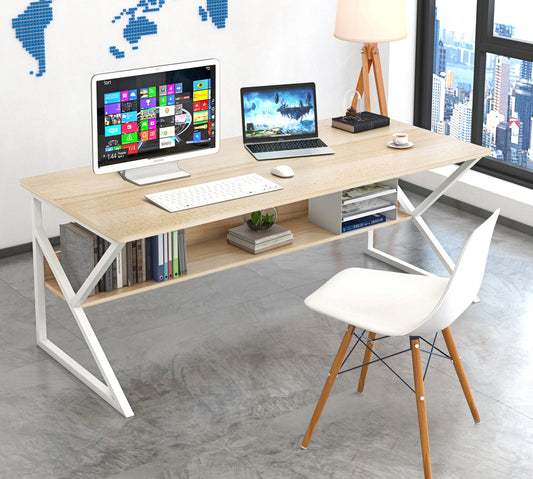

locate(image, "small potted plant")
[[243, 207, 278, 230]]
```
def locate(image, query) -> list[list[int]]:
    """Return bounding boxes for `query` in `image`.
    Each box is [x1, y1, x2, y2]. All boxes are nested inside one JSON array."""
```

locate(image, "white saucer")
[[387, 141, 414, 149]]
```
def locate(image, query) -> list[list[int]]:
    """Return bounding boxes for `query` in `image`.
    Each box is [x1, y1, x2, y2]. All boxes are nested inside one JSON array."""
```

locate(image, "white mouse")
[[271, 165, 294, 178]]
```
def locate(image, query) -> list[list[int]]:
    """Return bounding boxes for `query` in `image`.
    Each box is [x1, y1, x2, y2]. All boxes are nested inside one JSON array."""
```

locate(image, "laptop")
[[240, 82, 334, 160]]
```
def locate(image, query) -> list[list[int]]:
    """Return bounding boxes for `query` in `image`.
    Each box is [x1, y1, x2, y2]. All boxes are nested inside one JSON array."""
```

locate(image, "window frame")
[[414, 0, 533, 188]]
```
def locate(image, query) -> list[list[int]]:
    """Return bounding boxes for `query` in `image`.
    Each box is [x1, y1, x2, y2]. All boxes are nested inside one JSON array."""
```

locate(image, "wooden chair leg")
[[441, 327, 480, 423], [357, 331, 377, 393], [411, 337, 432, 479], [301, 325, 355, 449]]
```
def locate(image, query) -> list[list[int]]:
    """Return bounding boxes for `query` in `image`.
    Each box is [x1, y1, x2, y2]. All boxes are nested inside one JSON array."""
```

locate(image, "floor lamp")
[[335, 0, 407, 117]]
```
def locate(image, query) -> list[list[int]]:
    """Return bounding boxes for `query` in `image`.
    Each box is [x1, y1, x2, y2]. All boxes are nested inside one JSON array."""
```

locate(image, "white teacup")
[[392, 133, 409, 146]]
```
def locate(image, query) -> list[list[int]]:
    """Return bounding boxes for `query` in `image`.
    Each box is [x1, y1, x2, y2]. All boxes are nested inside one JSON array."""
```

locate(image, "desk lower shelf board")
[[44, 210, 411, 308]]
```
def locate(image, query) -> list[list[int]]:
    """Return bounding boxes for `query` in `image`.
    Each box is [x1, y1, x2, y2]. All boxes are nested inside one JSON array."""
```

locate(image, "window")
[[415, 0, 533, 188], [483, 54, 533, 171]]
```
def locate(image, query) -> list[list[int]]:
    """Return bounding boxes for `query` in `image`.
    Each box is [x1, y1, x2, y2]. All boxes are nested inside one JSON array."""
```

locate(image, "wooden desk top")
[[21, 119, 489, 243]]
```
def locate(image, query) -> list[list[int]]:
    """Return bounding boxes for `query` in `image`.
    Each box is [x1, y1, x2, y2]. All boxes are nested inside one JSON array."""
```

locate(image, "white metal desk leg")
[[31, 197, 134, 417], [31, 197, 47, 343], [365, 159, 481, 276], [366, 228, 434, 276], [366, 187, 454, 275], [397, 187, 455, 274]]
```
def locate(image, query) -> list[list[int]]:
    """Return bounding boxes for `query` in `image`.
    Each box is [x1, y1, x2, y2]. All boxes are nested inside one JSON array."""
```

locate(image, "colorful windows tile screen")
[[98, 69, 215, 166]]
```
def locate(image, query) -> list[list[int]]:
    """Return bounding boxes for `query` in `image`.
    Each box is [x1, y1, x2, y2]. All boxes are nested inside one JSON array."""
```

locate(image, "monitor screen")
[[240, 83, 318, 142], [91, 59, 219, 179]]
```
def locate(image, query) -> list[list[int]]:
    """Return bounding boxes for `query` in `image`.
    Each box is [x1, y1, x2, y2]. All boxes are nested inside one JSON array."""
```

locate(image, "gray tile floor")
[[1, 193, 532, 478]]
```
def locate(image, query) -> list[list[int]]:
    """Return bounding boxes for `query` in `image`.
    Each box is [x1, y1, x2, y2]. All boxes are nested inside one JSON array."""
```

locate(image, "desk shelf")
[[44, 209, 411, 308], [309, 179, 399, 234]]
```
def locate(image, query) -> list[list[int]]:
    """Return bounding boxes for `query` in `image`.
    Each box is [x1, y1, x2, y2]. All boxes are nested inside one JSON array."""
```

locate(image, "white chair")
[[301, 210, 500, 479]]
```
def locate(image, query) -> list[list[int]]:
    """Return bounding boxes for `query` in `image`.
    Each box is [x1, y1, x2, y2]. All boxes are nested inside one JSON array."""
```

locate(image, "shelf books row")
[[59, 223, 187, 297]]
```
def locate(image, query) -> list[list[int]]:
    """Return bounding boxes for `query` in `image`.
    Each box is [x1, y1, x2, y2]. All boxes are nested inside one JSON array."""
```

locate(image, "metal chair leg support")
[[301, 325, 356, 449], [441, 327, 480, 423], [411, 336, 432, 479]]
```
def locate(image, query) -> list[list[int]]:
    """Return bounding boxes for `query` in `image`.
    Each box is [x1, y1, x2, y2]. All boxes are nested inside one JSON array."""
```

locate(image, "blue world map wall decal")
[[12, 0, 229, 75], [199, 0, 229, 29], [12, 0, 53, 77], [110, 0, 166, 59]]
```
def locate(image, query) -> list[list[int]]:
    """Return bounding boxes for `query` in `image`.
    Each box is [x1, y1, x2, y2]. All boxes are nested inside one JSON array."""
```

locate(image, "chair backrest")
[[412, 209, 500, 336]]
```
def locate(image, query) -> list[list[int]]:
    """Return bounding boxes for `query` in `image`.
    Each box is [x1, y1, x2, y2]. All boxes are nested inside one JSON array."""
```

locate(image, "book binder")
[[152, 234, 165, 282], [172, 230, 179, 278]]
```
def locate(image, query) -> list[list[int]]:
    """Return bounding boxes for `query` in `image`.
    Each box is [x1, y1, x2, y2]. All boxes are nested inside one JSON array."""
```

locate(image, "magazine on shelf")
[[342, 183, 387, 199], [342, 197, 393, 217]]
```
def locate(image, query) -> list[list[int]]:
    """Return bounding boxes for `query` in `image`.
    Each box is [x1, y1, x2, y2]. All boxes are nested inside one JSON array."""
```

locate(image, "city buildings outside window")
[[416, 0, 533, 187]]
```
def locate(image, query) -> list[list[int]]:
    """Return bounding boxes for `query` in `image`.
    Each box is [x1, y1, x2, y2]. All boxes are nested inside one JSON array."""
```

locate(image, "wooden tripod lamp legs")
[[352, 43, 388, 117], [301, 325, 355, 449]]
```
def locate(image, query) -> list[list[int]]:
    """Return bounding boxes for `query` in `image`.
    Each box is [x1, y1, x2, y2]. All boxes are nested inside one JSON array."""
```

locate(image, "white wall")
[[1, 0, 369, 249], [388, 0, 417, 124]]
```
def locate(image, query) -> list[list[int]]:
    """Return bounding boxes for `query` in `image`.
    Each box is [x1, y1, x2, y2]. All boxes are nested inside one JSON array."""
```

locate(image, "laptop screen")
[[241, 83, 318, 143]]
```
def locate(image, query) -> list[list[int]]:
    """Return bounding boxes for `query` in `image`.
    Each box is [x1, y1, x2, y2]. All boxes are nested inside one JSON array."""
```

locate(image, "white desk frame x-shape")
[[367, 160, 478, 276], [32, 198, 133, 417]]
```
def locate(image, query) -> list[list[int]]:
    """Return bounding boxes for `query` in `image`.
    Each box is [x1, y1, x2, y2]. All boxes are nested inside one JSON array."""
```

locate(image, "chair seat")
[[304, 268, 449, 336]]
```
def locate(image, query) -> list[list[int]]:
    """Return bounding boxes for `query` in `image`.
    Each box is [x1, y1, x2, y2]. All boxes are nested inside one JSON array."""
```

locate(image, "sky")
[[437, 0, 533, 43], [493, 0, 533, 42]]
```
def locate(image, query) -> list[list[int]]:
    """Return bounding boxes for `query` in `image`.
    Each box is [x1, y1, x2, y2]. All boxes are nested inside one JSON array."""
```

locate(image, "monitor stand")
[[119, 161, 190, 186]]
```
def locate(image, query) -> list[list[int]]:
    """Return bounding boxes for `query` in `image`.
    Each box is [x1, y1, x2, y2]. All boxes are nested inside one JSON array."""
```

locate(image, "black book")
[[145, 236, 152, 281], [126, 241, 134, 287], [136, 239, 143, 283], [178, 229, 187, 275], [131, 240, 137, 284], [97, 237, 106, 292], [103, 240, 113, 292], [331, 111, 390, 133]]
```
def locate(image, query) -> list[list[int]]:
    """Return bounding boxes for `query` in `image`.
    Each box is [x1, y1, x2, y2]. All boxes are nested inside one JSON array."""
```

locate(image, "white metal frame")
[[31, 196, 134, 417], [365, 159, 481, 276], [29, 159, 480, 418]]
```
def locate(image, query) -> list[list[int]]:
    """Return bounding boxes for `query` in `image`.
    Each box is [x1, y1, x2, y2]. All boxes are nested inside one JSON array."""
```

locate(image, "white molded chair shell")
[[304, 210, 499, 337], [412, 209, 499, 336]]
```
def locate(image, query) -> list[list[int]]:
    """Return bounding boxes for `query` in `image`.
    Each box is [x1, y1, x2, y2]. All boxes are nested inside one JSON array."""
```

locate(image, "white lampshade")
[[335, 0, 407, 43]]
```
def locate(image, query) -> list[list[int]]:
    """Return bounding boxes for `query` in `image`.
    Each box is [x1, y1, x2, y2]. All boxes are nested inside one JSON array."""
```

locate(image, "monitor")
[[91, 59, 219, 185]]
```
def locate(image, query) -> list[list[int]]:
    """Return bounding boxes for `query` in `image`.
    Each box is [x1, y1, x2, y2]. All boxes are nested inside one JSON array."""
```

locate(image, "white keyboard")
[[145, 173, 283, 212]]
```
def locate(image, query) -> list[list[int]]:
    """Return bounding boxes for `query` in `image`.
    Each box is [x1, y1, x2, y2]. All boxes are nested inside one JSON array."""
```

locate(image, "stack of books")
[[227, 223, 293, 254], [331, 111, 390, 133], [59, 223, 188, 294]]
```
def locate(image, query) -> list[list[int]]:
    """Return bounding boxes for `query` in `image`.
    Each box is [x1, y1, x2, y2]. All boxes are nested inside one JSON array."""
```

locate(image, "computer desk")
[[20, 119, 490, 417]]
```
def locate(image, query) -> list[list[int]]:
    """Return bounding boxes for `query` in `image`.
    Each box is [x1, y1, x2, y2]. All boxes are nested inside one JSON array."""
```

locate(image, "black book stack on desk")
[[332, 111, 390, 133], [227, 224, 293, 254]]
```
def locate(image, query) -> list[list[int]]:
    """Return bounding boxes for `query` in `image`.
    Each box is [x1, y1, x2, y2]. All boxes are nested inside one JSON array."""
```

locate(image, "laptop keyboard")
[[247, 138, 327, 153]]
